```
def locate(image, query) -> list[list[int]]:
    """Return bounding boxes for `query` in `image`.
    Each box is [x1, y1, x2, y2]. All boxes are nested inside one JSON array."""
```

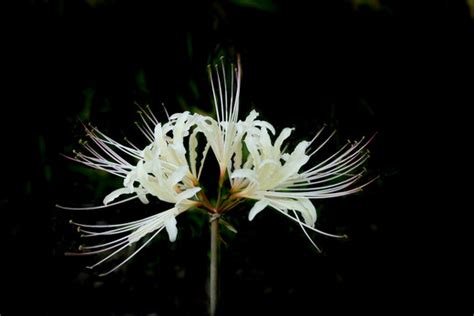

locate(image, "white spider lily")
[[229, 125, 377, 251], [60, 58, 376, 275], [59, 107, 205, 274]]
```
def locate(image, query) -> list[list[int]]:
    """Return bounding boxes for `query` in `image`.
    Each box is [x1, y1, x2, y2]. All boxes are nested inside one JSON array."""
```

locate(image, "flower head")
[[60, 58, 376, 275]]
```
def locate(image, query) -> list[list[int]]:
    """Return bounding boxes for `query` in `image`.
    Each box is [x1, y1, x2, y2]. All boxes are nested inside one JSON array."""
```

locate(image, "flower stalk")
[[210, 215, 220, 316]]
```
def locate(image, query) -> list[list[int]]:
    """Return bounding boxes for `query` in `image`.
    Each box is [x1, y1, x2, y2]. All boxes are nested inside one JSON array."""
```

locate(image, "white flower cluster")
[[60, 59, 375, 275]]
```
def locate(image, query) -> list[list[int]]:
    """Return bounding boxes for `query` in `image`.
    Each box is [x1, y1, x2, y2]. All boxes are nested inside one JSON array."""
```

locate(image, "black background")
[[1, 0, 471, 315]]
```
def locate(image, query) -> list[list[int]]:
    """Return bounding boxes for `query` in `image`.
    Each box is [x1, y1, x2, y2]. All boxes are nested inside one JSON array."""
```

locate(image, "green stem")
[[216, 171, 225, 210], [210, 217, 220, 316]]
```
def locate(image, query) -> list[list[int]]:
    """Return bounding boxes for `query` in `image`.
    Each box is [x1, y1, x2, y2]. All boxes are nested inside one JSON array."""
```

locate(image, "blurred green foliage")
[[230, 0, 278, 12]]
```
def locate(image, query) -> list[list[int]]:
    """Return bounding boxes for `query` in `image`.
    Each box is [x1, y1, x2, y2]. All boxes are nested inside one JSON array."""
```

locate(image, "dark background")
[[1, 0, 472, 315]]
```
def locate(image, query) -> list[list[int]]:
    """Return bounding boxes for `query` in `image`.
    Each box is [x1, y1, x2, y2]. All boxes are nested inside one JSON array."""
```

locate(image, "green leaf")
[[220, 218, 238, 234], [229, 0, 278, 12], [468, 0, 474, 18]]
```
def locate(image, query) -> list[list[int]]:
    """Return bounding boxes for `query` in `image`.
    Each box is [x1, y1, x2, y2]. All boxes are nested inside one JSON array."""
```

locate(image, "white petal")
[[170, 142, 186, 157], [243, 153, 254, 169], [164, 216, 178, 242], [136, 160, 147, 181], [137, 192, 149, 204], [233, 138, 243, 171], [280, 141, 310, 180], [243, 110, 259, 124], [259, 128, 272, 157], [275, 128, 293, 152], [244, 135, 261, 166], [265, 197, 317, 227], [103, 187, 133, 205], [255, 120, 275, 135], [123, 168, 137, 188], [198, 143, 211, 180], [248, 200, 268, 221], [153, 123, 167, 148], [176, 187, 201, 203], [188, 128, 199, 177], [168, 166, 188, 186], [298, 198, 317, 226], [172, 112, 190, 139], [231, 168, 259, 184]]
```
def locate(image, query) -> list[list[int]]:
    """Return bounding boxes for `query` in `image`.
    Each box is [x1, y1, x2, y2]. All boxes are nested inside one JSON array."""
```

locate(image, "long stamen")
[[98, 226, 165, 276], [134, 121, 154, 142], [77, 213, 168, 237], [278, 173, 363, 192], [65, 240, 128, 256], [138, 111, 155, 137], [265, 176, 378, 199], [86, 129, 131, 166], [80, 145, 132, 174], [307, 124, 327, 148], [91, 129, 142, 159], [161, 103, 170, 121], [124, 137, 140, 151], [220, 58, 228, 123], [56, 195, 139, 210], [233, 54, 241, 122], [70, 212, 159, 228], [86, 243, 130, 270], [302, 137, 368, 177], [135, 103, 159, 126], [215, 64, 225, 123], [307, 129, 337, 158], [60, 152, 124, 177], [291, 210, 321, 253], [271, 204, 346, 238], [80, 235, 130, 250], [208, 65, 221, 123], [230, 62, 235, 120]]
